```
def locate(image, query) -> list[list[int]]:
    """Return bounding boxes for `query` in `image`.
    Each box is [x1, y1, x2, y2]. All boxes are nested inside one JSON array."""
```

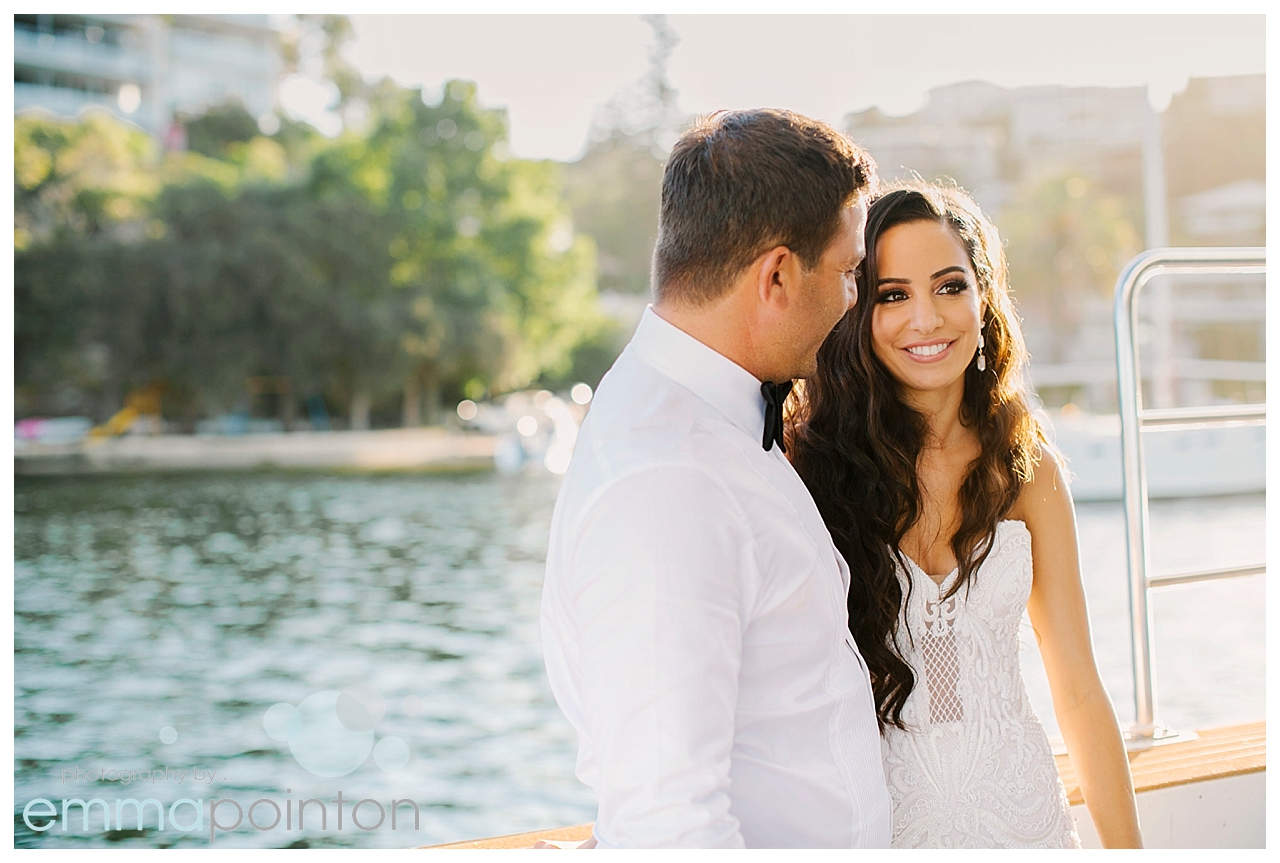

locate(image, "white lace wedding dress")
[[880, 520, 1080, 848]]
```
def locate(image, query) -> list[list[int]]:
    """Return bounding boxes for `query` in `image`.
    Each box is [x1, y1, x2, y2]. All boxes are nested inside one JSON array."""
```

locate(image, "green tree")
[[14, 238, 101, 416], [141, 180, 403, 422], [15, 78, 604, 428], [14, 108, 160, 247], [317, 77, 603, 423], [18, 174, 409, 427], [183, 99, 260, 159]]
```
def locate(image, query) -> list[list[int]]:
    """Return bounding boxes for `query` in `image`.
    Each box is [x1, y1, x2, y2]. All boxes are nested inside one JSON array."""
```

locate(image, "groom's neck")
[[653, 292, 780, 383]]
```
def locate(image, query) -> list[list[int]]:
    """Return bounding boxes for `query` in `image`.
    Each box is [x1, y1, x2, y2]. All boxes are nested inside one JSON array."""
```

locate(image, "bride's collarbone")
[[906, 441, 984, 582]]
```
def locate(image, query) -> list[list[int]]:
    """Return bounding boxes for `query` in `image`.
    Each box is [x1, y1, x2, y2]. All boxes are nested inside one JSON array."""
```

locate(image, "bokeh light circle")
[[263, 702, 301, 742], [288, 691, 374, 777], [337, 683, 385, 733], [373, 736, 411, 772]]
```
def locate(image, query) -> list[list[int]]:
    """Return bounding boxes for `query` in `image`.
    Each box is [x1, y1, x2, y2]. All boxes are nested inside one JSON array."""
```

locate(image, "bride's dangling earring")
[[976, 331, 987, 372]]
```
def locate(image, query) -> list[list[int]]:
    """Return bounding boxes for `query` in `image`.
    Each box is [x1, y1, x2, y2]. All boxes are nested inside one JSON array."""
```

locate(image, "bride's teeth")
[[908, 343, 948, 357]]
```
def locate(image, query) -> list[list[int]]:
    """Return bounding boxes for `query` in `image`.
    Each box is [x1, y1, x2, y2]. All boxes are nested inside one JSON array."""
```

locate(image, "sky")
[[279, 14, 1266, 162]]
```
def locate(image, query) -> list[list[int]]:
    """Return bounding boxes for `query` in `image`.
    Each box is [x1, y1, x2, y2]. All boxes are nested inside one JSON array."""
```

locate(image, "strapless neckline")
[[899, 519, 1029, 590]]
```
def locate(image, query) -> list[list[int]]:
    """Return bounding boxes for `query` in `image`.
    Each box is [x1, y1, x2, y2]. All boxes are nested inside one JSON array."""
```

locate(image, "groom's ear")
[[755, 244, 800, 312]]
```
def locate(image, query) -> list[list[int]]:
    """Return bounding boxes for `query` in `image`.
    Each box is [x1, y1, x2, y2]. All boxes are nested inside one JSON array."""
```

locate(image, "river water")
[[12, 471, 1265, 848]]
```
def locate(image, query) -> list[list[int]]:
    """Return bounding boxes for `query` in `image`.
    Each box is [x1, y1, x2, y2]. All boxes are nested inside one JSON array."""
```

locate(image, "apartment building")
[[14, 14, 284, 139]]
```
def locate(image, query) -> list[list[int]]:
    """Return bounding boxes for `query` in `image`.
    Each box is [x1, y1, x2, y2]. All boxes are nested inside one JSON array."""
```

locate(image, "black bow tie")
[[760, 380, 793, 453]]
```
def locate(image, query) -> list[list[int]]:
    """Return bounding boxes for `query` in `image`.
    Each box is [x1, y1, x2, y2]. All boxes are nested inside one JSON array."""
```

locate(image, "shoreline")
[[14, 428, 497, 476]]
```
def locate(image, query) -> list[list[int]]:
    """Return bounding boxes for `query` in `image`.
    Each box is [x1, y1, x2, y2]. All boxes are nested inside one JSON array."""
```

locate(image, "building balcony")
[[14, 27, 149, 84]]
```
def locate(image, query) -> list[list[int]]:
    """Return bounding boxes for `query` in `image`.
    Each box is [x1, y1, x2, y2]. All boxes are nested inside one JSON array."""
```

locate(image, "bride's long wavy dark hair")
[[788, 181, 1051, 730]]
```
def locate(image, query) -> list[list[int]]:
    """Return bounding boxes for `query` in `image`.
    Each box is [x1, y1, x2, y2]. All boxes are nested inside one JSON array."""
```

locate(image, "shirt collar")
[[629, 305, 767, 442]]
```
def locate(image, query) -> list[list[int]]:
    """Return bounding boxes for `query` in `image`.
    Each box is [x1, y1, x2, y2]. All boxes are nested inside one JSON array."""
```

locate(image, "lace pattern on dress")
[[880, 521, 1081, 849]]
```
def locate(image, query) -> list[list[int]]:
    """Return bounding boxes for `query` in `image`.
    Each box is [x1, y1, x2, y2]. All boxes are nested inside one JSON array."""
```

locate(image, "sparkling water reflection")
[[13, 472, 1265, 848], [14, 472, 594, 848]]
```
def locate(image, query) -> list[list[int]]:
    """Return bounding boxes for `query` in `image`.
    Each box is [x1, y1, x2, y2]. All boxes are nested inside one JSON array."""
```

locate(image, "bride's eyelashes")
[[875, 279, 971, 305]]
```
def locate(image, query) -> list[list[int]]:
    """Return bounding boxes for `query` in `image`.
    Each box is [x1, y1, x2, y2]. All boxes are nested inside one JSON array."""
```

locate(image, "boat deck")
[[425, 721, 1265, 849], [1057, 720, 1264, 806]]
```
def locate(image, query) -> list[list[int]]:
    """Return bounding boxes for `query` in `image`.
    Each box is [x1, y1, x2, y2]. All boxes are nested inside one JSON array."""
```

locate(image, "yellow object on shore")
[[89, 384, 163, 439], [88, 406, 139, 439]]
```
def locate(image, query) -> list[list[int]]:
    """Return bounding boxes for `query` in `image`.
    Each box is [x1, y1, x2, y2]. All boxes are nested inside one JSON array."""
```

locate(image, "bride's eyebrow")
[[877, 266, 969, 287]]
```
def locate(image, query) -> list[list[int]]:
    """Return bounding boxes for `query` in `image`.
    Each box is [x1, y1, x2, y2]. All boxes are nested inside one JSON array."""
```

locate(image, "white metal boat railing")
[[1112, 247, 1266, 746]]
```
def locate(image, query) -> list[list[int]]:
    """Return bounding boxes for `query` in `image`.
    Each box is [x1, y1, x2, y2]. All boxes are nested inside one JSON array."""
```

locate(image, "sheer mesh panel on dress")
[[921, 596, 964, 723]]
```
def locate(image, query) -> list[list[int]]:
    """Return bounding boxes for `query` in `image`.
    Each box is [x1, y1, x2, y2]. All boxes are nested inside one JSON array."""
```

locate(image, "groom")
[[541, 109, 890, 848]]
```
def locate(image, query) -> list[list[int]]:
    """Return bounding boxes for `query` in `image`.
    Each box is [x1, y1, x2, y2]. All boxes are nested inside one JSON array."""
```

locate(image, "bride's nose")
[[909, 293, 943, 334]]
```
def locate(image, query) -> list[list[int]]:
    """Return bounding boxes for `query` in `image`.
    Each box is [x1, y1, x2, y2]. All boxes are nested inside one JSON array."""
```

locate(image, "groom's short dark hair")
[[652, 108, 876, 306]]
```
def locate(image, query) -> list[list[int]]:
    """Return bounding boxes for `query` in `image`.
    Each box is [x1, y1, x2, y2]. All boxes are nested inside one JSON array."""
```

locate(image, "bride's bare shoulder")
[[1007, 443, 1073, 531]]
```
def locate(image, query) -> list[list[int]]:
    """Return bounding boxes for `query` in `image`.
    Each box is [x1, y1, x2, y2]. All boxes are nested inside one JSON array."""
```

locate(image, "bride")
[[788, 181, 1142, 848]]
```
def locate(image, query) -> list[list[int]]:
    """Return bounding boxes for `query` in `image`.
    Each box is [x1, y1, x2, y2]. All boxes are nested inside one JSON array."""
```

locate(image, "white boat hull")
[[1051, 413, 1265, 501], [1073, 770, 1264, 849]]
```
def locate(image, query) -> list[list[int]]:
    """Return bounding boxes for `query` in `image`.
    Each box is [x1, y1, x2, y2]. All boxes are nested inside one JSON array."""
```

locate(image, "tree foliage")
[[183, 99, 260, 159], [14, 108, 160, 246], [14, 79, 603, 426]]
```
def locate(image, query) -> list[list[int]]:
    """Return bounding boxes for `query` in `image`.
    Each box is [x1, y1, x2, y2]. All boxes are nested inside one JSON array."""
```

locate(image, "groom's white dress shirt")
[[541, 307, 892, 848]]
